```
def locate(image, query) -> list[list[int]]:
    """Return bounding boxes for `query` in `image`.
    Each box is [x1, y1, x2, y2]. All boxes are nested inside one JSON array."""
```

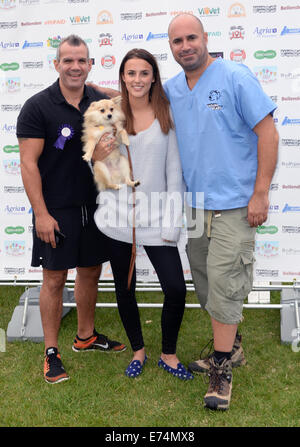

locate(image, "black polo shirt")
[[16, 79, 108, 209]]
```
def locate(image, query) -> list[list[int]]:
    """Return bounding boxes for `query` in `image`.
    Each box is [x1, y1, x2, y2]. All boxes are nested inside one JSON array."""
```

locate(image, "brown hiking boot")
[[188, 334, 246, 374], [204, 357, 233, 411]]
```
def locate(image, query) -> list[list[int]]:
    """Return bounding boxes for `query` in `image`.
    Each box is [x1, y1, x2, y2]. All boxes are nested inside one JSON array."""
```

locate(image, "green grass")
[[0, 285, 299, 427]]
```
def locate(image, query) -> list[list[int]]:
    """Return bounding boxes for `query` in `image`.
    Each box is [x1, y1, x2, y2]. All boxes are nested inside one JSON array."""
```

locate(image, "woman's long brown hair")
[[119, 48, 173, 135]]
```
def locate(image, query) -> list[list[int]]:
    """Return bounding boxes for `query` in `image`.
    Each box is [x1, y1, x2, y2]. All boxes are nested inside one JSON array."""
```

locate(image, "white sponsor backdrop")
[[0, 0, 300, 283]]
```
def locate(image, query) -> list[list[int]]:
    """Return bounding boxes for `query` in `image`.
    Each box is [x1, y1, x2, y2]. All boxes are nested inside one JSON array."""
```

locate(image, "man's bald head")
[[168, 13, 204, 37]]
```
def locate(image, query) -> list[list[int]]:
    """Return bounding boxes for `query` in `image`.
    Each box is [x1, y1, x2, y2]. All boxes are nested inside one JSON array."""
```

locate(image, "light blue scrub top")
[[164, 58, 277, 210]]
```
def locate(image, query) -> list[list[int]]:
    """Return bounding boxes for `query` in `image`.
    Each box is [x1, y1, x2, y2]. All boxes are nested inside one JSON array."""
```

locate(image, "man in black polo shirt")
[[17, 35, 126, 384]]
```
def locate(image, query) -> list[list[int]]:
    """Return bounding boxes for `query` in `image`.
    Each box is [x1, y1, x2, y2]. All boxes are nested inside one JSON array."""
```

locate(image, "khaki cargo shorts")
[[186, 207, 256, 325]]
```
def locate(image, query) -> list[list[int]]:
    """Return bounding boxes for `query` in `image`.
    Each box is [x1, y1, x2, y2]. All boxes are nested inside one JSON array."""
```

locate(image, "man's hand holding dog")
[[92, 133, 116, 162]]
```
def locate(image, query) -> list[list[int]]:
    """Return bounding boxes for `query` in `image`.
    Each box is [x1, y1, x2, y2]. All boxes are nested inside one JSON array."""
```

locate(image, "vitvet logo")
[[282, 116, 300, 126], [254, 50, 276, 60], [198, 7, 221, 17], [281, 26, 300, 36], [4, 241, 26, 256], [146, 32, 168, 41], [229, 25, 244, 39], [255, 241, 279, 257], [69, 16, 91, 25]]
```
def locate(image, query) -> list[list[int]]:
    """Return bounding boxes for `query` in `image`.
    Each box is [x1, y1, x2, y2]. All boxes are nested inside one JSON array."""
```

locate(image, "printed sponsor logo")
[[0, 0, 16, 9], [270, 95, 277, 103], [2, 123, 16, 133], [207, 31, 222, 38], [3, 145, 19, 153], [269, 204, 279, 213], [230, 48, 246, 62], [282, 203, 300, 213], [101, 55, 116, 69], [120, 12, 142, 20], [22, 40, 43, 49], [253, 27, 278, 37], [253, 5, 276, 13], [228, 3, 246, 17], [170, 10, 193, 16], [122, 33, 144, 43], [281, 49, 300, 57], [96, 10, 113, 24], [21, 21, 42, 26], [280, 72, 300, 80], [198, 7, 221, 17], [145, 12, 167, 18], [282, 184, 300, 189], [281, 5, 300, 11], [1, 77, 21, 93], [0, 62, 19, 71], [282, 96, 300, 101], [282, 116, 300, 126], [281, 161, 300, 168], [4, 186, 24, 193], [153, 53, 168, 61], [146, 32, 168, 41], [47, 37, 61, 48], [255, 241, 279, 257], [254, 66, 277, 83], [0, 21, 17, 29], [5, 241, 25, 256], [229, 25, 244, 39], [281, 138, 300, 146], [0, 41, 20, 50], [98, 33, 113, 47], [254, 50, 276, 59], [44, 19, 66, 25], [270, 183, 279, 191], [69, 16, 91, 25], [23, 61, 43, 69], [5, 226, 25, 235], [282, 226, 300, 234], [256, 269, 279, 277], [23, 82, 44, 90], [1, 104, 22, 112], [19, 0, 40, 4], [256, 225, 278, 235], [67, 0, 89, 3], [4, 267, 25, 274], [3, 159, 20, 175], [282, 248, 300, 256], [281, 26, 300, 36], [4, 205, 26, 215]]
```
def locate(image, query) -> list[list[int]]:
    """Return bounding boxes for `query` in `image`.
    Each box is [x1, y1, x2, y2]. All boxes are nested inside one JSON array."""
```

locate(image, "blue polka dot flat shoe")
[[125, 355, 147, 378], [158, 358, 194, 380]]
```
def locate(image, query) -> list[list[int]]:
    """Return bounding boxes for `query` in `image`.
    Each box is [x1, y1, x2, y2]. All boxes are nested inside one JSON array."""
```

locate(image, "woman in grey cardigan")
[[94, 49, 193, 381]]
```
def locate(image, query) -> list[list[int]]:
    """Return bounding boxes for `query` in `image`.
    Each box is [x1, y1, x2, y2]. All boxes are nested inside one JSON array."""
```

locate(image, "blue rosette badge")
[[54, 124, 74, 150]]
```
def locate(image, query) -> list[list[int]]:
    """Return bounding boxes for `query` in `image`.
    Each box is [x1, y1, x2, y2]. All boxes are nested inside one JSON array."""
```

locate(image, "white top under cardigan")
[[94, 119, 185, 246]]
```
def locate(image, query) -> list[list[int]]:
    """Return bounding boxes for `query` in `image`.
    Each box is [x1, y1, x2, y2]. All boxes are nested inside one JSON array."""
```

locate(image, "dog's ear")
[[112, 96, 122, 106]]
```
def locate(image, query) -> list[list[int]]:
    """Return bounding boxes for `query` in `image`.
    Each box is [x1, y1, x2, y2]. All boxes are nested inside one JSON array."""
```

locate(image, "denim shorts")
[[186, 207, 256, 325]]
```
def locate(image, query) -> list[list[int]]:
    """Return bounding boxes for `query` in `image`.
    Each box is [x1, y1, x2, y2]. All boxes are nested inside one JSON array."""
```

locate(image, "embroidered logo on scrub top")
[[207, 90, 223, 110]]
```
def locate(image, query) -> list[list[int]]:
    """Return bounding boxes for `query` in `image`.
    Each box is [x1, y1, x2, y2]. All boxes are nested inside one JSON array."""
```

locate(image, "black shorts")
[[31, 204, 109, 270]]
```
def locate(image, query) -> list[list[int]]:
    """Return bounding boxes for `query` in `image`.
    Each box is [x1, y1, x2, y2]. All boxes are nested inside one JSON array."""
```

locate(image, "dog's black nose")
[[107, 114, 112, 119]]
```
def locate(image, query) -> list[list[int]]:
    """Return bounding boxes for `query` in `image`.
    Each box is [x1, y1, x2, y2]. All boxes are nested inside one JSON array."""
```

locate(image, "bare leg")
[[39, 268, 68, 351], [74, 265, 102, 339], [211, 318, 237, 352]]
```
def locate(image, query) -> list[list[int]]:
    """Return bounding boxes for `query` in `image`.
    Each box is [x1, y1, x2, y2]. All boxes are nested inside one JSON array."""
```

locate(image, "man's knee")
[[42, 269, 68, 296]]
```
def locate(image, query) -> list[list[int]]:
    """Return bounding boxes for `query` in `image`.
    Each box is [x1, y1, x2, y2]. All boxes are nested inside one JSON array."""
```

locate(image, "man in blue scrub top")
[[165, 14, 279, 410]]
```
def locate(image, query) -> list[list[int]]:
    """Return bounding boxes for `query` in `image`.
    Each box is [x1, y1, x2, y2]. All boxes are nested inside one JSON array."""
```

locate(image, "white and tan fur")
[[82, 96, 140, 191]]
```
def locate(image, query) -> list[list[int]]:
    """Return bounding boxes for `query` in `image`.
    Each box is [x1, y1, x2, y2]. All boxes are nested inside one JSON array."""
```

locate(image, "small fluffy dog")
[[82, 96, 140, 191]]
